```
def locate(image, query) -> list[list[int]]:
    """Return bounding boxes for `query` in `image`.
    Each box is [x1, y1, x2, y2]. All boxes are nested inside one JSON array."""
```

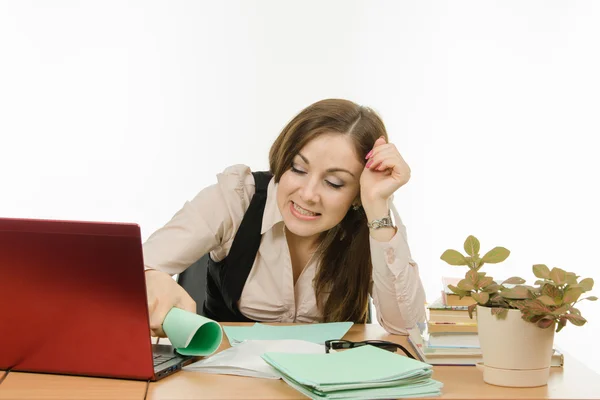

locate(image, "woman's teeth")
[[293, 202, 318, 216]]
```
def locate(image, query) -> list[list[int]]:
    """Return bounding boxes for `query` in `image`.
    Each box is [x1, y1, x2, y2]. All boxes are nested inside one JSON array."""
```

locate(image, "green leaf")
[[491, 307, 503, 315], [467, 303, 477, 319], [491, 307, 508, 319], [467, 269, 479, 285], [482, 283, 501, 293], [490, 293, 503, 302], [551, 305, 569, 316], [549, 267, 568, 285], [447, 284, 469, 298], [565, 273, 579, 285], [472, 291, 490, 305], [479, 276, 494, 288], [537, 295, 556, 306], [583, 296, 598, 301], [528, 286, 542, 296], [464, 236, 480, 257], [556, 317, 567, 332], [562, 287, 584, 304], [564, 313, 587, 326], [440, 249, 468, 266], [532, 264, 551, 279], [516, 299, 550, 314], [542, 284, 561, 300], [481, 247, 510, 264], [528, 314, 545, 323], [457, 279, 476, 291], [502, 276, 526, 285], [536, 318, 555, 329], [501, 286, 532, 299], [579, 278, 594, 292], [534, 279, 548, 286]]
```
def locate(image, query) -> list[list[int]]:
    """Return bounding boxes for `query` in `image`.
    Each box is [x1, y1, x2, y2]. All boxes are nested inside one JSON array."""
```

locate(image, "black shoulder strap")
[[220, 171, 273, 314]]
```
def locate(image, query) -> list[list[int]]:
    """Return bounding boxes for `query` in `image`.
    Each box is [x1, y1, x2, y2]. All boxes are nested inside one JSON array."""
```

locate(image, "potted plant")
[[440, 235, 596, 387]]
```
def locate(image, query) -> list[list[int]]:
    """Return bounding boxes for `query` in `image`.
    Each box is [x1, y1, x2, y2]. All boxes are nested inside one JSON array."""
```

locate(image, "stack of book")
[[425, 277, 480, 364], [407, 278, 564, 367], [410, 291, 481, 366], [427, 297, 477, 335], [408, 319, 564, 367]]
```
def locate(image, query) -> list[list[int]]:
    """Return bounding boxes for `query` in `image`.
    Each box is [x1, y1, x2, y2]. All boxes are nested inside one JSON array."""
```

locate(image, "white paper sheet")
[[184, 339, 325, 379]]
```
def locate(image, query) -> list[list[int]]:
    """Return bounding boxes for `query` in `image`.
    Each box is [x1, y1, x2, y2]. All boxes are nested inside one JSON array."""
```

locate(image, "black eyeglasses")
[[324, 339, 416, 359]]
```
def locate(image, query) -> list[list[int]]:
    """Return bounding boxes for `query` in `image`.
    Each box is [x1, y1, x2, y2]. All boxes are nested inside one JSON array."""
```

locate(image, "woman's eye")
[[326, 181, 343, 189], [291, 166, 306, 174]]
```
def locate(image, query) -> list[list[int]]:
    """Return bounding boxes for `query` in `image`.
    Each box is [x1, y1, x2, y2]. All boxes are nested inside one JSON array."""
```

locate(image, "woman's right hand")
[[145, 269, 197, 337]]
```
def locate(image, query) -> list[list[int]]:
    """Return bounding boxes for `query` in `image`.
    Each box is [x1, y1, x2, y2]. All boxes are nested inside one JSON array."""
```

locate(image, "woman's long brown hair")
[[269, 99, 388, 323]]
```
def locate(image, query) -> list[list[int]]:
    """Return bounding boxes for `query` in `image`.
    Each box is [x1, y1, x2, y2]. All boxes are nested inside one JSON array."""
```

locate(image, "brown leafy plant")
[[440, 235, 597, 332]]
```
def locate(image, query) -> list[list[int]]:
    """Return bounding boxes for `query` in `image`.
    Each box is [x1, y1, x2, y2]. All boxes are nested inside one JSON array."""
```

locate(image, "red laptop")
[[0, 217, 191, 381]]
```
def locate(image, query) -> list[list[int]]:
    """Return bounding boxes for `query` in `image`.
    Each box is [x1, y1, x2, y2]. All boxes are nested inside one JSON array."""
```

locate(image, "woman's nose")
[[299, 180, 320, 204]]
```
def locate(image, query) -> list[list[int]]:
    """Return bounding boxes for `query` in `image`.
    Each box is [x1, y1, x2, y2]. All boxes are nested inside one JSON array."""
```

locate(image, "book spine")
[[428, 305, 470, 311]]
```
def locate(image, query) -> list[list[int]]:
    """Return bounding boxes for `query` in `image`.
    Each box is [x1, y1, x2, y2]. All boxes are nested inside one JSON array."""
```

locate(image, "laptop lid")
[[0, 217, 156, 380]]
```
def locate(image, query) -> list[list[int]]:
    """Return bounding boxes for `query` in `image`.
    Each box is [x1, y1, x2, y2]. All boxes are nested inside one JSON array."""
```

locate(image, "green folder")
[[281, 374, 443, 400], [162, 308, 222, 356], [262, 345, 443, 399], [224, 322, 353, 345]]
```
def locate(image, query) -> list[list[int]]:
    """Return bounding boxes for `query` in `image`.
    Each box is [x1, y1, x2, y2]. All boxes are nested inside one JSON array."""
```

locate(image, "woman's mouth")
[[290, 202, 321, 220]]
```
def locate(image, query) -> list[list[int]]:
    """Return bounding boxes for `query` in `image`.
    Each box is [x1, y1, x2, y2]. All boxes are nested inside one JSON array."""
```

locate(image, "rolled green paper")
[[162, 308, 223, 356]]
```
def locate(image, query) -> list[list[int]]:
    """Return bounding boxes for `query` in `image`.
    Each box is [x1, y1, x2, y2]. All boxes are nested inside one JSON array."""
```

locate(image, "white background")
[[2, 1, 599, 373]]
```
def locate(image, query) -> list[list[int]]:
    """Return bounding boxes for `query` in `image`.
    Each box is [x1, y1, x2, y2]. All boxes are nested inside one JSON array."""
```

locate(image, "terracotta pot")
[[476, 305, 555, 387]]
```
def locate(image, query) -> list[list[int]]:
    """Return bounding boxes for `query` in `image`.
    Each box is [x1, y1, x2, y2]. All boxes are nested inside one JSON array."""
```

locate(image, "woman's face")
[[276, 132, 365, 242]]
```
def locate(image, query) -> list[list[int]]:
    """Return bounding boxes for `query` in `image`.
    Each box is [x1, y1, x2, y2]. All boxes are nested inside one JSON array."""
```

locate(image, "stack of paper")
[[224, 322, 353, 345], [262, 345, 443, 399], [185, 339, 324, 379]]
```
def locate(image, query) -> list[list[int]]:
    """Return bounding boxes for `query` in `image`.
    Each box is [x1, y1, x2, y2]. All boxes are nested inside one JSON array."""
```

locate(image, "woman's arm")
[[143, 164, 255, 275], [369, 204, 426, 335], [360, 137, 426, 334]]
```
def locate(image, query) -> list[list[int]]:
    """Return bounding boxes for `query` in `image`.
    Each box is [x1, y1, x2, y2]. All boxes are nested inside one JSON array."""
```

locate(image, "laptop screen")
[[0, 217, 155, 380]]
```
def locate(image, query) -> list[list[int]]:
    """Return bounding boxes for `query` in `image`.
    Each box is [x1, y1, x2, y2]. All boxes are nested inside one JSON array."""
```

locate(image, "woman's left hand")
[[359, 137, 411, 207]]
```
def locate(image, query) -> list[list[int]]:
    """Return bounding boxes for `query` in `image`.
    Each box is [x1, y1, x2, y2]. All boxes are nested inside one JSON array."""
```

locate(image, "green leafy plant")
[[440, 235, 597, 332]]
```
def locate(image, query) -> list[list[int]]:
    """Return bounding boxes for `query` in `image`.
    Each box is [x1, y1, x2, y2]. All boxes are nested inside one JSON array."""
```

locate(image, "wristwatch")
[[367, 212, 395, 230]]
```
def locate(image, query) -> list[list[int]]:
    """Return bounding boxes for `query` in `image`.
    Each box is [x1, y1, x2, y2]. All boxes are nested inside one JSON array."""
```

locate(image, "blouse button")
[[385, 248, 395, 264]]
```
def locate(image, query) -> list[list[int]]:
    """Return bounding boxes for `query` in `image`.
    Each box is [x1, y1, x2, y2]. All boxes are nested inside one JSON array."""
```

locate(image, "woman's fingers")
[[366, 142, 396, 160], [149, 301, 172, 337], [365, 146, 400, 170], [145, 269, 196, 338]]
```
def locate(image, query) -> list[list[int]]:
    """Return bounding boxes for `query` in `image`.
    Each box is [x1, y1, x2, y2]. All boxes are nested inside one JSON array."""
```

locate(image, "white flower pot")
[[476, 305, 555, 387]]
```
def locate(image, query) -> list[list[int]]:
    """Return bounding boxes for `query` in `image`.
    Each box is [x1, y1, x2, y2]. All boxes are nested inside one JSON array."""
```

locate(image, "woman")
[[143, 99, 426, 337]]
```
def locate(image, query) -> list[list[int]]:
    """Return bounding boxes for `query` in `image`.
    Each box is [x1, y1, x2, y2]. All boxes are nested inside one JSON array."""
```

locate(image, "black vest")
[[202, 171, 273, 322]]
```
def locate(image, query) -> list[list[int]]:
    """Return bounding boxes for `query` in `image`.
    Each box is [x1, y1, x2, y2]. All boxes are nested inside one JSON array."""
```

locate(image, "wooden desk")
[[1, 324, 599, 400]]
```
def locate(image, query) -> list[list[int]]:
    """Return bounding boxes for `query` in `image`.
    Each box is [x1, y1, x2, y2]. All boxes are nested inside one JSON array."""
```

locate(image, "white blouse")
[[143, 165, 426, 334]]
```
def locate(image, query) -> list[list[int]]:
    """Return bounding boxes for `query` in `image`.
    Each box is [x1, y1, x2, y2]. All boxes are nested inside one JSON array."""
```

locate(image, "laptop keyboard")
[[153, 354, 177, 367]]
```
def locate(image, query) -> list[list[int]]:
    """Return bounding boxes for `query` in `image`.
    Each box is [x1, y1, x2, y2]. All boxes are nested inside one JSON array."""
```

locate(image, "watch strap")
[[367, 213, 395, 230]]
